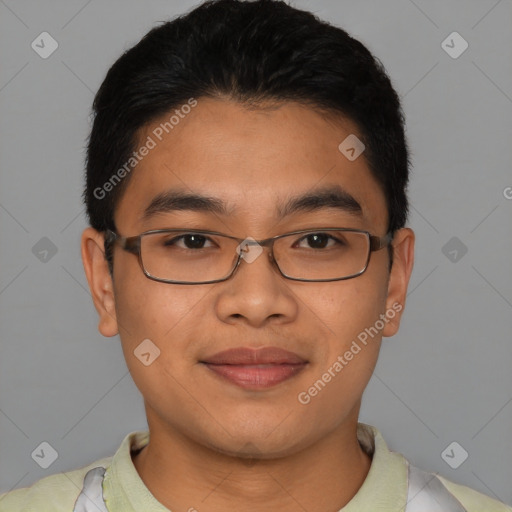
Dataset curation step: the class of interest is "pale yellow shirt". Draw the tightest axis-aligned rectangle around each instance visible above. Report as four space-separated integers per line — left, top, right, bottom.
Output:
0 424 510 511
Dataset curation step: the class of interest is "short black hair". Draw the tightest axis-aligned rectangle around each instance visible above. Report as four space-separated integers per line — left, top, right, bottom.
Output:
84 0 410 270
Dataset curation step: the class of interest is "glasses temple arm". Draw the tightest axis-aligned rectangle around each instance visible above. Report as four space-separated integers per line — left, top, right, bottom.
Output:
369 232 393 251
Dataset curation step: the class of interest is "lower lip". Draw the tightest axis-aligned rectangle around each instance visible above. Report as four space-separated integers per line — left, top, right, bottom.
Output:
203 363 307 390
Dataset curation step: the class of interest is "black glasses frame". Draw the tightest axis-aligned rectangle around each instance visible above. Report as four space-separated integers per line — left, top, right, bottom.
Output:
105 227 393 285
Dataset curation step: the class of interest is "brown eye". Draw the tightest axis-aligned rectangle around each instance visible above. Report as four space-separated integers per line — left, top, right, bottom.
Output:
163 234 214 250
295 233 342 250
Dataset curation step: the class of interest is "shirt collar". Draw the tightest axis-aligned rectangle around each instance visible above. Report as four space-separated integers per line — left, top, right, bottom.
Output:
103 423 408 511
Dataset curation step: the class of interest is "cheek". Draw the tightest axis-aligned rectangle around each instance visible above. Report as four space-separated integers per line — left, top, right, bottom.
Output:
114 265 204 335
295 283 384 424
301 275 387 387
112 268 215 377
307 273 388 341
112 278 209 403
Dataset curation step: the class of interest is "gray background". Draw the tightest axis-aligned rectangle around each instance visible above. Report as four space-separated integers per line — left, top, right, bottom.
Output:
1 0 511 506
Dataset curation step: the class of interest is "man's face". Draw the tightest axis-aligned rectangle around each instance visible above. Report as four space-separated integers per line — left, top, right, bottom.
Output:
84 98 413 458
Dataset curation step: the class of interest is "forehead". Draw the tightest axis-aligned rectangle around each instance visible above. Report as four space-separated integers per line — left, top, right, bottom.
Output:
115 98 387 232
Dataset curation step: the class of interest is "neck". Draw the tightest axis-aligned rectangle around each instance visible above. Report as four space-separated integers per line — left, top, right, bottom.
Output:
132 414 372 512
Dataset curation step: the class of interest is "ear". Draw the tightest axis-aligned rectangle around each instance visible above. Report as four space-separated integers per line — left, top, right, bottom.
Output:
382 227 415 337
81 227 119 337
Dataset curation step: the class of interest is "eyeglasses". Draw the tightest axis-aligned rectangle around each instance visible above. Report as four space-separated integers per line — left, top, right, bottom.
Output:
105 227 392 285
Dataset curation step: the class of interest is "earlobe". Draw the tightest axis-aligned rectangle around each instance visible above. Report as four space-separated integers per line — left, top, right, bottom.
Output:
81 227 119 338
382 227 415 338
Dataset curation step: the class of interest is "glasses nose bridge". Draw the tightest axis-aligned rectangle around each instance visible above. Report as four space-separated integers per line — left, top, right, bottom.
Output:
232 235 279 277
250 235 278 258
251 235 276 249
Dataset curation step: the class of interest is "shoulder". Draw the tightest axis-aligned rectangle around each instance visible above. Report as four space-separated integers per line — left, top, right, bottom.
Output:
0 456 112 512
360 423 511 512
406 463 512 512
438 474 512 512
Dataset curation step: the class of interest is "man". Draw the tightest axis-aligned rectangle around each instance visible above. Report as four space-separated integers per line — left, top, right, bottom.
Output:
1 0 510 510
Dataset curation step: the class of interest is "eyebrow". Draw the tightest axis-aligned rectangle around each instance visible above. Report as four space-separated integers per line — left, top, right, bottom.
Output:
141 184 363 222
278 184 362 218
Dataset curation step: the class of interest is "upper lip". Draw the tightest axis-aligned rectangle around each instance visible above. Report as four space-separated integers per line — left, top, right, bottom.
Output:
201 347 307 365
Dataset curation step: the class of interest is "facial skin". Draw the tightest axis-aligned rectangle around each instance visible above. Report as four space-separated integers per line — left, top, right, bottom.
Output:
82 98 414 512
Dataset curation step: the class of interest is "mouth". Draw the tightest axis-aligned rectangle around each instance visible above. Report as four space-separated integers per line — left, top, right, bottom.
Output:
200 347 308 390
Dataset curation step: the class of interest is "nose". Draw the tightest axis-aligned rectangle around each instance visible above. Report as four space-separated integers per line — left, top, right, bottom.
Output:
214 243 298 328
